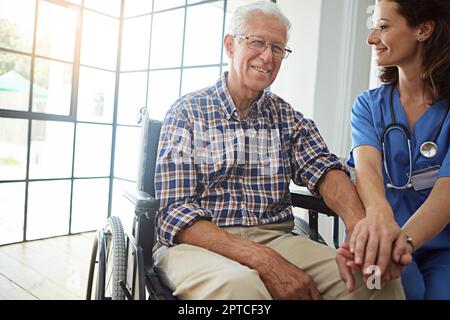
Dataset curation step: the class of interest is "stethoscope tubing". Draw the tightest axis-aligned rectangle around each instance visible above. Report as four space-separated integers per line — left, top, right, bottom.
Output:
382 84 449 189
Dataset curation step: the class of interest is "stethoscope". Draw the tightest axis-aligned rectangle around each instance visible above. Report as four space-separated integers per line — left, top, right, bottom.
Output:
381 84 450 189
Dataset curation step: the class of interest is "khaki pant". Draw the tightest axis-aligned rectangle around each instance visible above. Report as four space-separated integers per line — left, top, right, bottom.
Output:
153 220 405 300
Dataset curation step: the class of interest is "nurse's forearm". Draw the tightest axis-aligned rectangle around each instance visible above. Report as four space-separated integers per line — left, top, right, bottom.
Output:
353 146 394 218
356 170 393 217
402 177 450 250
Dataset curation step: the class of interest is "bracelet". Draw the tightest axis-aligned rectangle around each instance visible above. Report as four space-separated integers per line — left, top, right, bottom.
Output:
405 234 415 254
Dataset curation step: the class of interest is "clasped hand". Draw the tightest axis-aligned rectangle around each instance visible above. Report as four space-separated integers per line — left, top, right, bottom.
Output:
335 215 413 292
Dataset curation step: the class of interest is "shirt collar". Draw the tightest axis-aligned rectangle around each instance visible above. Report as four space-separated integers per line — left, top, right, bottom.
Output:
215 72 269 121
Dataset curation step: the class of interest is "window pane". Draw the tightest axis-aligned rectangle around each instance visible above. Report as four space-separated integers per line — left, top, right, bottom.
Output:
111 178 135 234
0 0 35 53
184 2 224 66
66 0 82 4
81 10 118 70
27 180 71 240
71 178 109 233
32 58 72 115
124 0 152 17
84 0 121 17
0 182 25 245
147 69 180 121
114 126 140 181
121 15 151 71
0 118 28 180
117 72 147 125
74 123 112 177
153 0 185 11
0 52 31 111
181 67 220 96
77 66 115 123
35 1 78 62
29 120 74 179
149 9 184 69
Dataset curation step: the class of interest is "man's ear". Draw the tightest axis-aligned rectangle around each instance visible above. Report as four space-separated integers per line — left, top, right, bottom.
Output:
224 34 234 58
417 20 435 42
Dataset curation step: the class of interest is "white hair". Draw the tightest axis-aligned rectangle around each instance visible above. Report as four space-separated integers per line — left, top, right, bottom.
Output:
228 1 291 40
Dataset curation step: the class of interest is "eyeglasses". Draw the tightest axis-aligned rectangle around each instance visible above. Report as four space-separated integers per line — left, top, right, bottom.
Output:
233 34 292 60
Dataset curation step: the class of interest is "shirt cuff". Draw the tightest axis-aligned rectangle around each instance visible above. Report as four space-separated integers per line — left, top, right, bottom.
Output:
307 157 350 196
157 202 213 247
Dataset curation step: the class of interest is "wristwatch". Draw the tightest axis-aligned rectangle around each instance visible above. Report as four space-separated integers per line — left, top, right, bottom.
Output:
405 234 415 254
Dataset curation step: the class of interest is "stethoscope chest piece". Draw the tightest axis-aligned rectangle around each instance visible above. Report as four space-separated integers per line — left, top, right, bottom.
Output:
420 141 438 159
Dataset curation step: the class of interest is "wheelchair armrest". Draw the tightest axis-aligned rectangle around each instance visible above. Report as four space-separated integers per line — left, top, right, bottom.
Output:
290 189 340 248
123 189 159 211
290 189 337 217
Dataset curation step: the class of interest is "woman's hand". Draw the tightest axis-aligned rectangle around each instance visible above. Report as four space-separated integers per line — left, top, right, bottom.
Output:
348 209 401 277
380 234 413 281
392 232 414 266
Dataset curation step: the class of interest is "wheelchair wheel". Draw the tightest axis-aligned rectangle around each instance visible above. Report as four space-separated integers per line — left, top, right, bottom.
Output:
86 216 127 300
104 216 127 300
293 215 327 246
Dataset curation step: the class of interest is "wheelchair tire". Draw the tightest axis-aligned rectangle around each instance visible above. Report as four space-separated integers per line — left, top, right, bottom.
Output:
86 216 127 300
103 216 127 300
293 215 327 246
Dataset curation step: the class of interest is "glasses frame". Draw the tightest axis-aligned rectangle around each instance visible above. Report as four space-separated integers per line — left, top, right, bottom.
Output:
232 34 292 60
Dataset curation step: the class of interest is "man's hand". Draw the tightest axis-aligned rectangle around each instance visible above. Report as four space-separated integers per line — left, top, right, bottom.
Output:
336 242 358 292
348 210 401 277
255 246 322 300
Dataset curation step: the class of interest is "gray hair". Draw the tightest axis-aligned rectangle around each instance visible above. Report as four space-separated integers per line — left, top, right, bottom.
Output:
228 1 291 40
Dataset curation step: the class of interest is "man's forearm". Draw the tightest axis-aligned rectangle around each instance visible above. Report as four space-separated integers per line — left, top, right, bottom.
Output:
318 169 365 231
175 219 268 269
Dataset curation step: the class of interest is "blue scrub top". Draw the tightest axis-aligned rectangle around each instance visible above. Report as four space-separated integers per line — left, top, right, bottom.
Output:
348 85 450 252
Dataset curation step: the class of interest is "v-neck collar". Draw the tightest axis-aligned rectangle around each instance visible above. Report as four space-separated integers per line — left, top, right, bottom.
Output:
392 86 448 140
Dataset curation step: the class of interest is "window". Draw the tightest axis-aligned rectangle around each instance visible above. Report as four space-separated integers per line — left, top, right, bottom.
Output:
0 0 270 245
0 0 116 245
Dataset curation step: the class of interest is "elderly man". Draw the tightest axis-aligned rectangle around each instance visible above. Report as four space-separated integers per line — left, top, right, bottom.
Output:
153 1 404 300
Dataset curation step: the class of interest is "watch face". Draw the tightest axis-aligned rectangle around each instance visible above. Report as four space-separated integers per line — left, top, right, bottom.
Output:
420 142 437 158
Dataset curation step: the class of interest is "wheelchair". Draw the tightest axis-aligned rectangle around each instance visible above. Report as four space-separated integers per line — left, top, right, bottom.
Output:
86 108 340 300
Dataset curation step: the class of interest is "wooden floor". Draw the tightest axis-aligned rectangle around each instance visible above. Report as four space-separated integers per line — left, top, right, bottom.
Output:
0 232 95 300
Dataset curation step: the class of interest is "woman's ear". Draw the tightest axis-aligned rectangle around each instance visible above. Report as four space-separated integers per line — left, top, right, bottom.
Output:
417 20 435 42
224 34 234 58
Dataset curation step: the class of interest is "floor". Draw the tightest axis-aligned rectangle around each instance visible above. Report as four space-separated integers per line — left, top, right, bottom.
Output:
0 232 95 300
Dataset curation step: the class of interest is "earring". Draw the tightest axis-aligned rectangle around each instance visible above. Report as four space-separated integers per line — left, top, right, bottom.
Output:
418 36 423 41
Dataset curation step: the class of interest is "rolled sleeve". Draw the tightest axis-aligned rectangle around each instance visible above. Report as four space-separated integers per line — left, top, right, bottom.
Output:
155 106 212 246
291 115 348 196
157 201 212 247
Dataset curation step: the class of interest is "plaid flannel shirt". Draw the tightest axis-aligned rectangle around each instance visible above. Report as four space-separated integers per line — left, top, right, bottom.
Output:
155 72 346 246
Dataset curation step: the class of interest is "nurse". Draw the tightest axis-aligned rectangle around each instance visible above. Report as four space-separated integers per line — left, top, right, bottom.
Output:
344 0 450 299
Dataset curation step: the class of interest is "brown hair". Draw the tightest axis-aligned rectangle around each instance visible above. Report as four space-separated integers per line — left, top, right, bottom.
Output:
379 0 450 101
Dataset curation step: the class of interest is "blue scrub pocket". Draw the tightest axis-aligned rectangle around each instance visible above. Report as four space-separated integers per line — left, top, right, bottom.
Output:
408 165 440 191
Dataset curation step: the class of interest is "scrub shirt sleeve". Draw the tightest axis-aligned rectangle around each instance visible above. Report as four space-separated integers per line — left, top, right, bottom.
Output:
347 92 381 167
438 147 450 178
